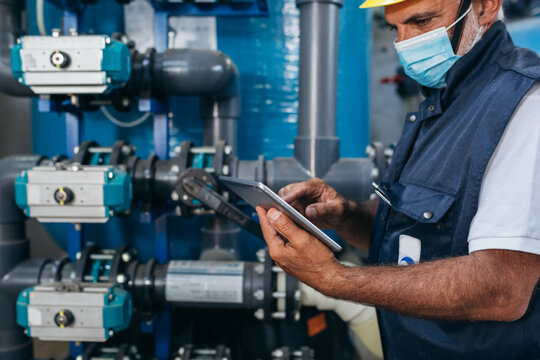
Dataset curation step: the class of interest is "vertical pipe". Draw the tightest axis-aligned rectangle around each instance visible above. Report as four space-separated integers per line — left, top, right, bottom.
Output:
149 48 242 260
200 98 241 261
0 155 42 360
0 0 34 97
202 99 239 154
294 0 343 177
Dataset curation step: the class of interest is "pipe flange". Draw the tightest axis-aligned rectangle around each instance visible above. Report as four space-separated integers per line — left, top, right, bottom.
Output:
137 154 158 207
74 245 99 282
50 257 71 282
177 140 194 171
175 168 217 208
109 140 134 166
109 245 135 280
142 259 156 312
71 141 99 165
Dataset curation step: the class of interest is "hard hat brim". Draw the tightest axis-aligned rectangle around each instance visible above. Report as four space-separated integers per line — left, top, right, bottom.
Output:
359 0 408 9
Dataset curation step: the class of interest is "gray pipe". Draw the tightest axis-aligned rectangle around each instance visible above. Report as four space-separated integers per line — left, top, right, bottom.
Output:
150 49 243 261
0 0 35 97
0 155 42 360
201 96 241 260
153 49 239 99
144 48 242 259
237 157 375 203
151 48 241 151
294 0 343 178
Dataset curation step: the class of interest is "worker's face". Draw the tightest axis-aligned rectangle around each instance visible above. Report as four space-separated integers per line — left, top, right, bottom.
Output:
385 0 462 43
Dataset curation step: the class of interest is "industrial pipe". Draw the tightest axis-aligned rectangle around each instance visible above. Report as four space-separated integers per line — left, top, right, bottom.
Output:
164 50 243 261
0 0 35 97
151 49 242 261
294 0 343 178
0 155 43 360
236 156 376 203
201 97 240 261
152 49 239 99
131 51 242 257
132 48 241 149
299 282 383 360
1 252 283 318
234 0 377 203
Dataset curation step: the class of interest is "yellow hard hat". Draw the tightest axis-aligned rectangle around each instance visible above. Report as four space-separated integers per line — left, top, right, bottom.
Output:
359 0 407 9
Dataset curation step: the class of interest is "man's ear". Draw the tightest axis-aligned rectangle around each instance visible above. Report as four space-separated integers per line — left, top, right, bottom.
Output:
475 0 503 27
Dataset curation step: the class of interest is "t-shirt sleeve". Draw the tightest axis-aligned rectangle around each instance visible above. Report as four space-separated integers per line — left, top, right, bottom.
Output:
468 83 540 255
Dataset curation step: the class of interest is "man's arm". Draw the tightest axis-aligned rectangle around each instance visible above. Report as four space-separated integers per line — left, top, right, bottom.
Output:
257 207 540 322
328 249 540 321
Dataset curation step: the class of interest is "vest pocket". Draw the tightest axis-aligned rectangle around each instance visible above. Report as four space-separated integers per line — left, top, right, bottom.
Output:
377 181 457 223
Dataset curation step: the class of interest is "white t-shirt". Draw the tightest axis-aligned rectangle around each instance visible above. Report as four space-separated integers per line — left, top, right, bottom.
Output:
468 83 540 255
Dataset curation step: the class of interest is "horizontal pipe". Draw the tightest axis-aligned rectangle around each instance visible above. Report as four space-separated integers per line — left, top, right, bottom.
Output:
237 157 376 203
152 49 239 99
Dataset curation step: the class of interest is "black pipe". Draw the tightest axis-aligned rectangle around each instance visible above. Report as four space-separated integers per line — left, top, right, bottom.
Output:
0 0 35 97
0 155 43 360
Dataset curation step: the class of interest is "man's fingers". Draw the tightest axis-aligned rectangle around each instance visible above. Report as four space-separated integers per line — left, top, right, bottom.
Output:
306 200 343 220
278 183 299 198
288 199 306 215
267 208 309 246
256 207 285 252
280 180 322 203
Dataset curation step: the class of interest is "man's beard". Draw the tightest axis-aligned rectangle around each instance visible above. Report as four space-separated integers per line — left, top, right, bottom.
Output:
458 9 484 56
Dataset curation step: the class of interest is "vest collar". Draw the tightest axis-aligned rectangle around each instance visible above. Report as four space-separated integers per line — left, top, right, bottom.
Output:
419 21 515 119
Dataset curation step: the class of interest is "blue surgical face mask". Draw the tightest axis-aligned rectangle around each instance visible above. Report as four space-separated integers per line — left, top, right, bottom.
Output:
394 6 475 88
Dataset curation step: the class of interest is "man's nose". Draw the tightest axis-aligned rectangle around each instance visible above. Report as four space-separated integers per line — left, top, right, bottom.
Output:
397 27 416 42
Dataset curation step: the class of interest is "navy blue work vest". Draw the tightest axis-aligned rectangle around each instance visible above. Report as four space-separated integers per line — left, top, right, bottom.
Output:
368 22 540 359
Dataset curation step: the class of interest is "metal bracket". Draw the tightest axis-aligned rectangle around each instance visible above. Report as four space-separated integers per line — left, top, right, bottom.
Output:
178 172 263 239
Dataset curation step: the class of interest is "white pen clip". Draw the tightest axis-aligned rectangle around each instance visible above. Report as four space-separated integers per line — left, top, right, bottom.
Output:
372 182 392 207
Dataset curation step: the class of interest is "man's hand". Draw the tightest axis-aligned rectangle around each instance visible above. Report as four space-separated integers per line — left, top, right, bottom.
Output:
256 206 343 293
279 178 350 230
279 178 378 251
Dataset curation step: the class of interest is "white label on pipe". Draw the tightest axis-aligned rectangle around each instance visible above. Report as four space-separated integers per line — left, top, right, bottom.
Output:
165 261 244 303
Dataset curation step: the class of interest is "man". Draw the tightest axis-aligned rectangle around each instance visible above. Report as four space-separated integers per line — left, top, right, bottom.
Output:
256 0 540 358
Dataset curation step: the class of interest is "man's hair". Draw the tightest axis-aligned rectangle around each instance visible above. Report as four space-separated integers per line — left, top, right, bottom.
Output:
497 7 505 21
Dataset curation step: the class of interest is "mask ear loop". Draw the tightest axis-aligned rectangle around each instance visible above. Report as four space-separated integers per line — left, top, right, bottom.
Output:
471 25 484 48
450 0 473 53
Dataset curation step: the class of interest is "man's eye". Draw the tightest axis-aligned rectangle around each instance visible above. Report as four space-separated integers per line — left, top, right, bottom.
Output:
385 23 398 32
416 18 431 26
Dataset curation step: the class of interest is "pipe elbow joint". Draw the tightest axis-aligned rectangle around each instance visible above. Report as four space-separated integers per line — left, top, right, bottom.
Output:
200 50 239 99
152 49 240 98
